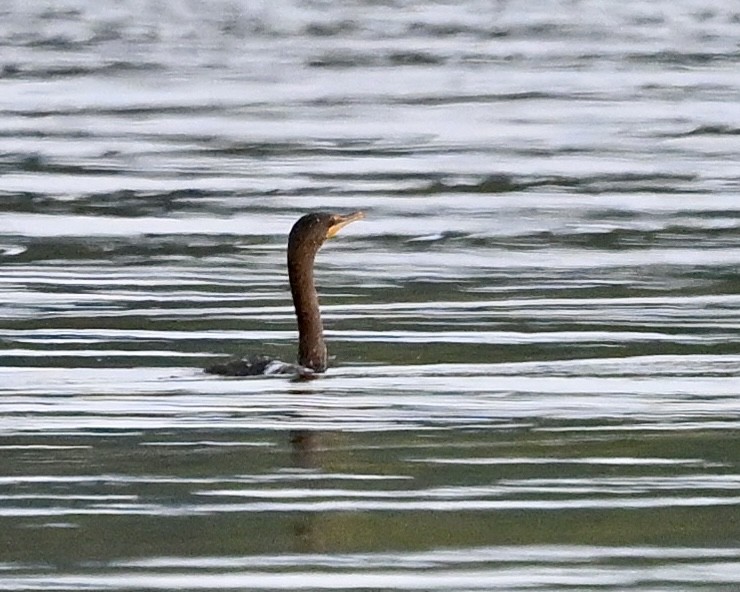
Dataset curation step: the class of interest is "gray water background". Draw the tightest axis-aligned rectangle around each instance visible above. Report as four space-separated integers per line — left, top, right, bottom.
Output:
1 0 739 590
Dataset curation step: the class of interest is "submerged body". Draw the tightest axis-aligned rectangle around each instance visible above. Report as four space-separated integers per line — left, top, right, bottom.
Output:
205 211 364 377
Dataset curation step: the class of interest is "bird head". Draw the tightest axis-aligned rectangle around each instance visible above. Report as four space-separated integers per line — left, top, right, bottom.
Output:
288 211 365 257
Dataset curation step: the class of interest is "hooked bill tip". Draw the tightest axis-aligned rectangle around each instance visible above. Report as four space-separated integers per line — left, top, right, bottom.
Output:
327 211 365 238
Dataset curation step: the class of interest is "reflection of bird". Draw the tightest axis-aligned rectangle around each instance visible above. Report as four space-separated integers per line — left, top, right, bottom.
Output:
205 211 364 377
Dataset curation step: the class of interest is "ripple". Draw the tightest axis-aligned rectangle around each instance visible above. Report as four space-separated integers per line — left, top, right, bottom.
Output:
1 0 739 585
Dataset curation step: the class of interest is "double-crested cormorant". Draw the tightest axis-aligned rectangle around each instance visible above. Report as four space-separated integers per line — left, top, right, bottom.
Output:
205 211 364 377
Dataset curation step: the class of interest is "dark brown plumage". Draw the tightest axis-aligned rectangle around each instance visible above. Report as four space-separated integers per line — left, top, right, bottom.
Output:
205 211 364 377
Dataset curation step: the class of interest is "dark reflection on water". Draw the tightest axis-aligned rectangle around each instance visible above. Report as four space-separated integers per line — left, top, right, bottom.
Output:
1 0 740 590
290 429 322 470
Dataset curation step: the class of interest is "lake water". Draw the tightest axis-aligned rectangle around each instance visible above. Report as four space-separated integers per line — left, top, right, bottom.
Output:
1 0 739 590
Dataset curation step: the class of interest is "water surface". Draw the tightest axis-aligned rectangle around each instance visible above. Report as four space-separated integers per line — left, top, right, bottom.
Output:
1 0 739 590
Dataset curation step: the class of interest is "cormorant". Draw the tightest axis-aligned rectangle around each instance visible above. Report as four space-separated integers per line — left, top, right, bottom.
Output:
205 211 364 377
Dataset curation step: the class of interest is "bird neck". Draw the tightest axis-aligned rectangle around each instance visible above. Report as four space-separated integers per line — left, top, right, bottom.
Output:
288 250 327 372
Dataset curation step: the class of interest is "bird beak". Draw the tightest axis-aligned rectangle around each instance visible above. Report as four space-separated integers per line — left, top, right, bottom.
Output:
326 211 365 239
